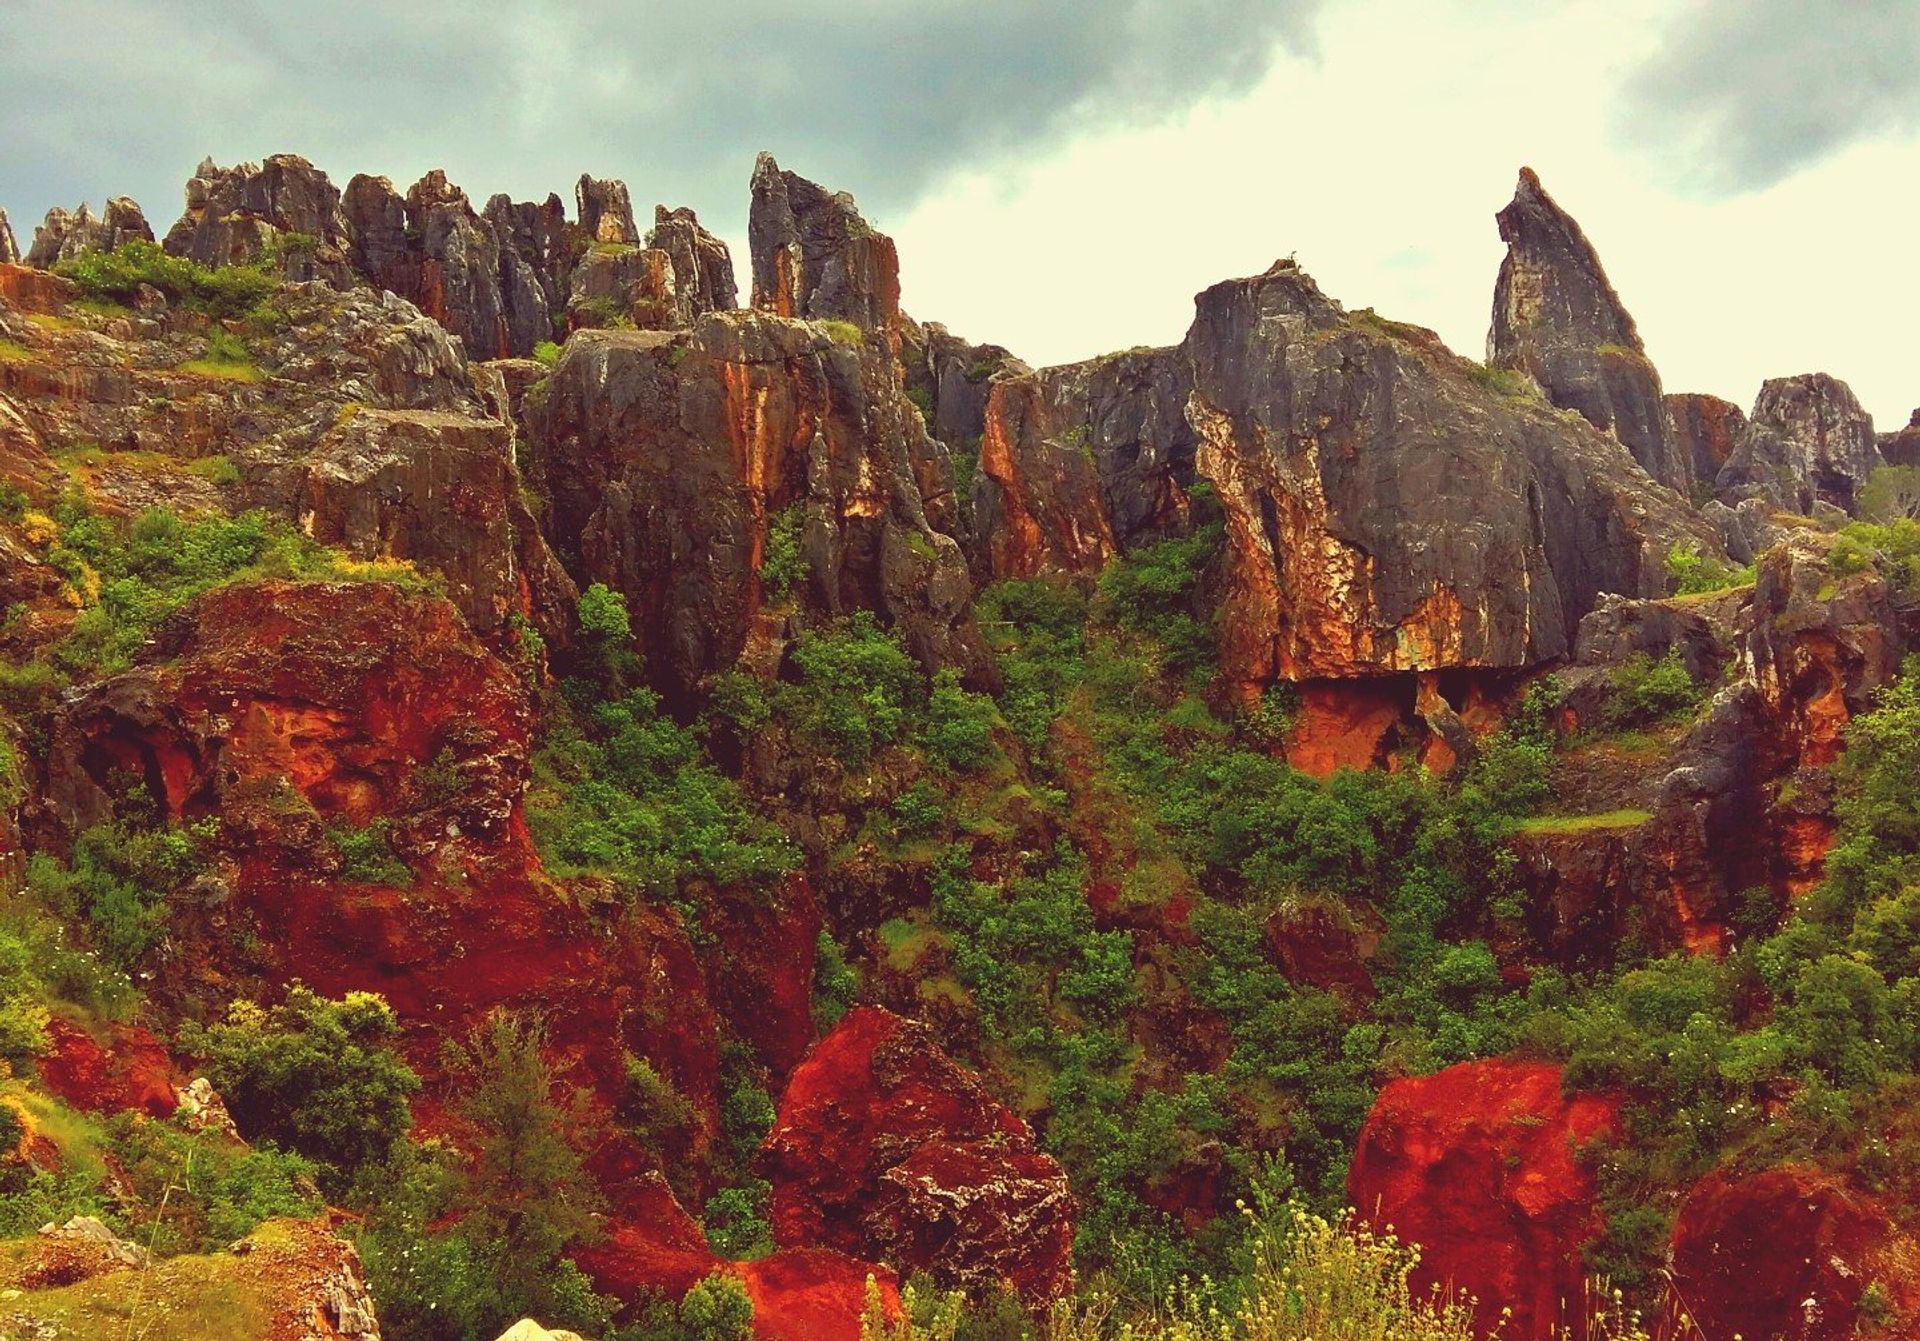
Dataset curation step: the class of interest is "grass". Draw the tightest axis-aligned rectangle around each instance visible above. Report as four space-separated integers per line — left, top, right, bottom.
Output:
0 340 42 364
817 318 865 348
1515 808 1653 836
175 357 264 383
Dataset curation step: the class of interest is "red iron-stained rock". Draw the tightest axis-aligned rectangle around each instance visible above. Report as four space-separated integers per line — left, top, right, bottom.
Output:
1348 1057 1619 1341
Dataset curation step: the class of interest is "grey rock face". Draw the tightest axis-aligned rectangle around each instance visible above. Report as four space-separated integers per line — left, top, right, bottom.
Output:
576 174 639 245
749 152 900 329
25 196 154 267
1717 373 1881 513
648 205 738 318
1490 169 1687 492
1667 392 1746 490
1188 261 1717 687
0 209 17 265
527 316 988 699
162 154 354 280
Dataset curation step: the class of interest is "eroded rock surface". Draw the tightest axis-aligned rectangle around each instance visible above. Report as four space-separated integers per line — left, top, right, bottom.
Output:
750 153 900 330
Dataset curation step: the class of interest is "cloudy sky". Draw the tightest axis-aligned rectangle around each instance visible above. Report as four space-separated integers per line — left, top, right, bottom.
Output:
5 0 1918 422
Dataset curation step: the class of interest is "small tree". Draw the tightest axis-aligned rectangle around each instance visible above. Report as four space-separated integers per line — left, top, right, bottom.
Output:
446 1010 603 1320
189 986 419 1188
1860 465 1920 523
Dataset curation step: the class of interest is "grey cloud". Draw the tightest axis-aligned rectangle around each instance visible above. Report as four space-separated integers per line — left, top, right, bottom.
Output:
1619 0 1920 194
0 0 1321 243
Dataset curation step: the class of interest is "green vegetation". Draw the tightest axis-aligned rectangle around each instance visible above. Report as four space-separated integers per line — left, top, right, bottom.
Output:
177 327 264 381
1665 540 1754 595
760 503 810 602
817 318 865 348
1514 809 1653 836
533 339 563 367
185 986 420 1190
54 240 278 320
1605 651 1702 728
1859 464 1920 524
1469 363 1537 399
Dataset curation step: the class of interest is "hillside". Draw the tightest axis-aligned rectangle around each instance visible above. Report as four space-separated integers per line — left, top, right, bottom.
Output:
0 154 1914 1341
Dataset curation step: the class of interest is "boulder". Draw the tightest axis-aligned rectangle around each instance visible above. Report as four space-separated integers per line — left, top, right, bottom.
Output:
749 154 900 330
36 1017 179 1118
1719 373 1881 514
762 1007 1074 1303
162 154 355 281
1348 1057 1619 1341
25 1215 152 1286
1185 261 1715 691
527 317 988 700
495 1323 590 1341
1490 169 1687 491
25 197 154 267
1670 1167 1920 1341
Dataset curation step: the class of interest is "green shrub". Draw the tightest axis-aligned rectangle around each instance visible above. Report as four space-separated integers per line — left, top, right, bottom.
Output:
328 819 412 885
779 612 921 765
1098 526 1222 674
1608 651 1701 725
532 339 562 367
920 668 998 772
55 240 277 319
1665 541 1754 595
26 818 217 970
185 985 420 1187
759 504 809 603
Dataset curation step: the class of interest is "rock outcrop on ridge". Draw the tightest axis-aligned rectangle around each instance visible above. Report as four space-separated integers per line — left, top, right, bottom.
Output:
1489 168 1688 492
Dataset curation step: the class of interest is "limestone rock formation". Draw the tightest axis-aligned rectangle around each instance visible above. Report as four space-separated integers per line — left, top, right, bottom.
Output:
483 192 577 317
162 154 354 280
577 174 639 246
974 344 1194 577
1882 408 1920 468
1718 373 1881 513
1348 1058 1619 1341
344 170 548 359
0 209 17 265
1189 262 1714 690
901 320 1024 452
527 317 987 699
1667 391 1746 488
1490 169 1686 491
749 153 900 330
1670 1167 1920 1341
24 197 154 267
762 1007 1075 1303
648 205 739 320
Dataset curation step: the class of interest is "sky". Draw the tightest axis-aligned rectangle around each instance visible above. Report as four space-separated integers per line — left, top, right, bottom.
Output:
4 0 1918 423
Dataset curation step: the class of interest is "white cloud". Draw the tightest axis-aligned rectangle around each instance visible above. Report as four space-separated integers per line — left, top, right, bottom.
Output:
891 0 1920 425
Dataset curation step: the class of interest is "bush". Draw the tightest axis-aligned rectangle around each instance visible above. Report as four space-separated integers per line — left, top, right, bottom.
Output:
186 985 420 1187
760 504 809 603
532 339 562 367
329 819 412 885
1098 527 1222 674
1608 651 1701 725
780 612 922 765
55 240 277 319
26 818 218 970
920 668 997 772
1666 541 1754 595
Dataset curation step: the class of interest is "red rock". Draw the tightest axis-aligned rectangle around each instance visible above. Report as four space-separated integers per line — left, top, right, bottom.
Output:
1670 1166 1920 1341
574 1173 722 1303
36 1017 178 1118
737 1248 899 1341
1348 1058 1619 1341
1285 680 1408 776
762 1007 1075 1302
0 263 78 314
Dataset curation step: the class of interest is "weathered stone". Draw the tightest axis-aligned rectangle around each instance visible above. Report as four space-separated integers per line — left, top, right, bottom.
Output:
1718 373 1881 513
289 407 575 639
762 1007 1074 1303
1185 261 1715 691
902 320 1025 451
1490 169 1686 491
576 174 638 246
345 170 547 359
973 343 1195 578
0 209 17 265
162 154 354 281
25 197 154 267
1882 407 1920 467
483 192 577 319
749 153 900 330
1667 391 1746 488
1670 1167 1920 1341
528 316 988 700
1349 1058 1619 1341
648 205 739 320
